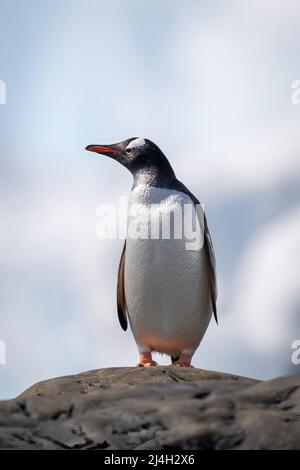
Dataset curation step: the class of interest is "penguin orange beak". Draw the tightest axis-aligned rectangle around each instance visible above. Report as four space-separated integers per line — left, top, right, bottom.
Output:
85 144 122 157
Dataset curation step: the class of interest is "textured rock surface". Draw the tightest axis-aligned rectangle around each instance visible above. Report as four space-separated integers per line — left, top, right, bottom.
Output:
0 367 299 450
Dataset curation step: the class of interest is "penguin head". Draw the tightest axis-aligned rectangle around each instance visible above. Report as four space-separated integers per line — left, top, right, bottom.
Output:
86 137 175 181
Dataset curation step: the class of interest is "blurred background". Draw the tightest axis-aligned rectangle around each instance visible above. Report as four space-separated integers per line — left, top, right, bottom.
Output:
0 0 300 399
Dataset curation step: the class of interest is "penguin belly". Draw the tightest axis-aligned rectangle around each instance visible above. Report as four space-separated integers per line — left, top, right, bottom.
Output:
124 186 212 356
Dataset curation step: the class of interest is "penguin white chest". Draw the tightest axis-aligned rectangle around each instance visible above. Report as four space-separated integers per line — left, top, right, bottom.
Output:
124 185 212 356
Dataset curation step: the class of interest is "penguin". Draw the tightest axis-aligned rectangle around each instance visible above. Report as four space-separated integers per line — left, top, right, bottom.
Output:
86 137 217 368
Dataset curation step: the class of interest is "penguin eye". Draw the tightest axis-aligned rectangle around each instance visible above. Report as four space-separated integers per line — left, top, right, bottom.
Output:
125 138 145 154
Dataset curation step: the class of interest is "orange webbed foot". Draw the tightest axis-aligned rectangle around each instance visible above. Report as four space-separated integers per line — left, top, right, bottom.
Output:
171 353 193 368
137 351 158 367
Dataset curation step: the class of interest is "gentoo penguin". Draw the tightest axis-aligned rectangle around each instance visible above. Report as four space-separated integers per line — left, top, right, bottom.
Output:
86 138 217 367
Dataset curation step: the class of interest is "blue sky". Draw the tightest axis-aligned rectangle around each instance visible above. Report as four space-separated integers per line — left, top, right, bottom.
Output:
1 0 300 398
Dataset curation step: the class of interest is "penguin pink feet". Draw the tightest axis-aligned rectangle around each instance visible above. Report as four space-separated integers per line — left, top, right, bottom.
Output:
137 351 158 367
171 352 193 368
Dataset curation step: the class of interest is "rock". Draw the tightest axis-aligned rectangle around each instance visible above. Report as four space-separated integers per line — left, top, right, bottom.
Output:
17 367 256 400
0 367 299 450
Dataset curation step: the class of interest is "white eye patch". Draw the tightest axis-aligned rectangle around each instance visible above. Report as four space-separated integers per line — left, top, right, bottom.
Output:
126 137 146 150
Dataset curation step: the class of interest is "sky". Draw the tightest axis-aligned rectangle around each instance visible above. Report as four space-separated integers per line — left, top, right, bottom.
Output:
0 0 300 399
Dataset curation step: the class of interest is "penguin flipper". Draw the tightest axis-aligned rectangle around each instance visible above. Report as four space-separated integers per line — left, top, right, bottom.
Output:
203 214 218 324
117 241 128 331
170 179 218 324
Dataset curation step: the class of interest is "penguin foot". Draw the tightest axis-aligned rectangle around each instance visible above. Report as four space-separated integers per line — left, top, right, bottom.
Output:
137 352 158 367
137 361 158 367
171 353 192 368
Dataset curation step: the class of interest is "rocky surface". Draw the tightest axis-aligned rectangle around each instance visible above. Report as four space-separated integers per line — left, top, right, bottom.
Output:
0 367 299 450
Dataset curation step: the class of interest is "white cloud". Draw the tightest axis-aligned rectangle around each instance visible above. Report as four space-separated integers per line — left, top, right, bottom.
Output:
230 205 300 354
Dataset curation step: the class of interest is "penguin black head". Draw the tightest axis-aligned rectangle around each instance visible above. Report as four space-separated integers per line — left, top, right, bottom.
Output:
85 137 175 185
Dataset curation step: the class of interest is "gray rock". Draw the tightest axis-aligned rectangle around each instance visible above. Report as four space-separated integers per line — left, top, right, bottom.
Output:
0 367 299 450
